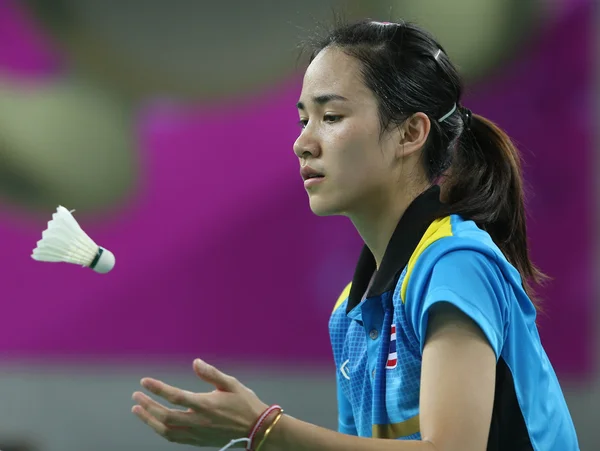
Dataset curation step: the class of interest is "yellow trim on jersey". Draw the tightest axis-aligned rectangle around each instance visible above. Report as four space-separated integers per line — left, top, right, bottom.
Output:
372 414 420 438
332 282 352 313
400 216 453 303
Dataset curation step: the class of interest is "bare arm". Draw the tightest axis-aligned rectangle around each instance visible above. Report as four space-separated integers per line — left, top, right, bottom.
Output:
132 303 496 451
261 302 496 451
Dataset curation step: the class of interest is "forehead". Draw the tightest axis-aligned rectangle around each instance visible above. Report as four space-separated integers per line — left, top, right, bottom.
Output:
301 47 371 100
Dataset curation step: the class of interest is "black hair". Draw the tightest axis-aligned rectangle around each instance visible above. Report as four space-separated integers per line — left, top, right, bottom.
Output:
305 19 546 302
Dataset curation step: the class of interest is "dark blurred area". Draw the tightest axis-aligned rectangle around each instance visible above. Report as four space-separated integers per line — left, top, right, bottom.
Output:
0 0 596 450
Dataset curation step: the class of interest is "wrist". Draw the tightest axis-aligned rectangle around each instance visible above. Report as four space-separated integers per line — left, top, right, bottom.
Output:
257 413 287 451
246 405 283 451
252 409 282 449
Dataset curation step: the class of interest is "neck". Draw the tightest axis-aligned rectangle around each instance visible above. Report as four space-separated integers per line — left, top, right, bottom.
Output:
349 186 426 269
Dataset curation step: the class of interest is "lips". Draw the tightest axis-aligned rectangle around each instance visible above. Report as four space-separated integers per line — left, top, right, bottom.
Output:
300 166 324 181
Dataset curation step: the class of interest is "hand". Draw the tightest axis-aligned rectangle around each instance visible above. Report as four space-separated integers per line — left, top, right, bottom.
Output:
132 359 269 448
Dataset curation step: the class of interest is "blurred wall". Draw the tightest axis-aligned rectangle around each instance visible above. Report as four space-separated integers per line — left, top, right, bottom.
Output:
0 1 596 450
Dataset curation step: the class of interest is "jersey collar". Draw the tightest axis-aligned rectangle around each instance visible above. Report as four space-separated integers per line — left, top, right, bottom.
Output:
346 185 445 314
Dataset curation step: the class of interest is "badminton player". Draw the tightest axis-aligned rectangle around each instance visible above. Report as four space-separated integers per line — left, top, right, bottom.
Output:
131 19 580 450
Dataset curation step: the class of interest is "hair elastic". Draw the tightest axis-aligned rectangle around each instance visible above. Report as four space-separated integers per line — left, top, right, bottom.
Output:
460 106 473 129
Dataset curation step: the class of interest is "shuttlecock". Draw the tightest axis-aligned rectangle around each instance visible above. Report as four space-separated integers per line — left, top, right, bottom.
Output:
31 206 115 274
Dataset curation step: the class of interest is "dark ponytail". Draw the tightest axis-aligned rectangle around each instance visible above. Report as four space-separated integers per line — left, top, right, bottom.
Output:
307 19 545 302
443 113 547 300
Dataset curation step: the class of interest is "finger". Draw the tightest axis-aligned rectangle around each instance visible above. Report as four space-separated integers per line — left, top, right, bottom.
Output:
132 404 169 436
132 391 191 426
140 378 198 409
193 359 240 392
132 405 192 443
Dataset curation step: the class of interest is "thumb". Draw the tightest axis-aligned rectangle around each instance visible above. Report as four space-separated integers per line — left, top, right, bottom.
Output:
194 359 240 392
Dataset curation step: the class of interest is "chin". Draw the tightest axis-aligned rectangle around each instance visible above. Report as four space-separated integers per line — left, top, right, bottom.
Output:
308 196 344 217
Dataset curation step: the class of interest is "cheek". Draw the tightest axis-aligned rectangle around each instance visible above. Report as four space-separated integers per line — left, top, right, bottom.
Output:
336 136 386 179
322 121 387 180
329 126 370 161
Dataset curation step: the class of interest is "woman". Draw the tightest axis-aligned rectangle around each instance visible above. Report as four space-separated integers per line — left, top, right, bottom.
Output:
131 20 579 450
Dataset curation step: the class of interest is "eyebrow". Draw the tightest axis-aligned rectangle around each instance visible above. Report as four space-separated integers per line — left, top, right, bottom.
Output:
296 94 349 110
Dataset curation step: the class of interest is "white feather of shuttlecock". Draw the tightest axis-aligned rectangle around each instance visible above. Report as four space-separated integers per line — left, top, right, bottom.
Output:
31 206 115 274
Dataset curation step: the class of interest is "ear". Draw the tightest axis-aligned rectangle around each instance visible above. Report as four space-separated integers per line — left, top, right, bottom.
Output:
398 112 431 157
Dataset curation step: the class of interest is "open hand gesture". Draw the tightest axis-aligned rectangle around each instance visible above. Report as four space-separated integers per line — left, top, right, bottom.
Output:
132 359 269 448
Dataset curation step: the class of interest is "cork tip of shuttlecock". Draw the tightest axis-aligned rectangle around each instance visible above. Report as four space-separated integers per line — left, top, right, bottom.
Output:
90 247 115 274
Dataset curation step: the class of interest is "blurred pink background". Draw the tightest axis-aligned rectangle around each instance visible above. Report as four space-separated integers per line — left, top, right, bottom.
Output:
0 1 596 449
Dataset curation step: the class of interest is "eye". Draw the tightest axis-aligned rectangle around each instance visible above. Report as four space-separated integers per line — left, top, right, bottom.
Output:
324 114 342 123
298 119 309 129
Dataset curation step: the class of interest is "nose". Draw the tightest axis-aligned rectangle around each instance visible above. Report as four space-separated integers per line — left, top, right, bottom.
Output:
293 127 321 159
